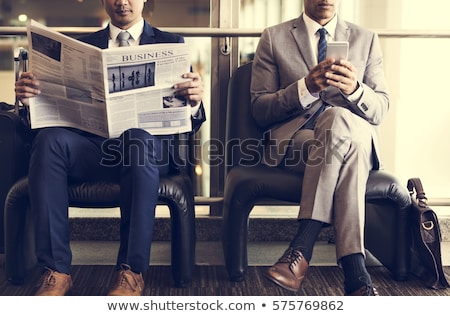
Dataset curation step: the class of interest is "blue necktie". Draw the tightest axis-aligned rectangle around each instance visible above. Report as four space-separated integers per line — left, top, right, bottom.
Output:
318 28 327 63
303 28 328 130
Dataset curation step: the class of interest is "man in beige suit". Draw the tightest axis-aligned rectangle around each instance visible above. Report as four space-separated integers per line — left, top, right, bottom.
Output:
251 0 388 295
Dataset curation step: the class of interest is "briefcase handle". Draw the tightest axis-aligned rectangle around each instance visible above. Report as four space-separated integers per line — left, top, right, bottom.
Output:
407 177 428 207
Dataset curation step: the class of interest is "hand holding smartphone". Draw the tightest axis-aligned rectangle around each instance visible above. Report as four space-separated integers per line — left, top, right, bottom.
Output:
326 41 349 60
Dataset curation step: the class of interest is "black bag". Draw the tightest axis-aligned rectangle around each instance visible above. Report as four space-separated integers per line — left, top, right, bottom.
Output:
0 48 32 252
407 177 450 289
0 110 33 253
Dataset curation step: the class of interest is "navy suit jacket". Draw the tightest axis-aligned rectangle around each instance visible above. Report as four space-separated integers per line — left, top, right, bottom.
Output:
79 21 206 171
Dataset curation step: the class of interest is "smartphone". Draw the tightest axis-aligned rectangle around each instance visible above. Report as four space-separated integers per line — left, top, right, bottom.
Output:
326 41 349 60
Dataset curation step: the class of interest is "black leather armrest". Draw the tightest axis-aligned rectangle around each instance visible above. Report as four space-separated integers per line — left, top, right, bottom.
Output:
365 170 411 209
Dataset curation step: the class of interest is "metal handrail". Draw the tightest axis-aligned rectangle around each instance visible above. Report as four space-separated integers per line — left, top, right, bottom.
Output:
2 26 450 38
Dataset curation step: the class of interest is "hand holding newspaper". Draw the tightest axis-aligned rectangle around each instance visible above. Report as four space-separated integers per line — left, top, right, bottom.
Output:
26 20 193 138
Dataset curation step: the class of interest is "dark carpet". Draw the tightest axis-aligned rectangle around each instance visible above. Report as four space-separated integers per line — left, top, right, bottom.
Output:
1 265 450 296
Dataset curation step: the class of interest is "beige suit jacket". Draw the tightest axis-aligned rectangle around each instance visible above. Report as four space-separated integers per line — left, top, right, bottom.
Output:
250 14 389 169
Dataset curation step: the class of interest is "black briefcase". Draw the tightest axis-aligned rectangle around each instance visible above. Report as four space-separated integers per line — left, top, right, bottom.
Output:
0 109 33 253
0 48 33 253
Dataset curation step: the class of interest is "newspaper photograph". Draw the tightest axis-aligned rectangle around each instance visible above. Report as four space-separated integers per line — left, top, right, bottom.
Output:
26 19 192 138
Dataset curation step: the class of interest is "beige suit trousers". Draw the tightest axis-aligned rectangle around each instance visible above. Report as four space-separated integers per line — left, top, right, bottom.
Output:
281 107 374 260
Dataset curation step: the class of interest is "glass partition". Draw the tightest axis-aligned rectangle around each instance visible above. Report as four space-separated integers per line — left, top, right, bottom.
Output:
237 0 450 203
1 0 450 207
0 0 213 198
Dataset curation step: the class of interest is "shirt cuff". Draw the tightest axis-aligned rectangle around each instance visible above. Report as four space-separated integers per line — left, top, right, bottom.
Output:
191 101 201 117
343 82 363 102
297 78 319 109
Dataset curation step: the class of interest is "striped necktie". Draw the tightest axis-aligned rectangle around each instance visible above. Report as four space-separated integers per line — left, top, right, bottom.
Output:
117 31 131 47
317 28 327 63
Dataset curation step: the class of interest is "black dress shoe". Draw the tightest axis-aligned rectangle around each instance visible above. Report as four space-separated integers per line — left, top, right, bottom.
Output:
264 247 309 292
346 285 379 296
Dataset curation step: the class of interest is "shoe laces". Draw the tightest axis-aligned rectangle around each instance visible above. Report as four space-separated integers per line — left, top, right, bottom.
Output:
357 276 378 296
369 286 379 296
360 283 379 296
278 248 304 269
41 268 57 289
115 264 141 290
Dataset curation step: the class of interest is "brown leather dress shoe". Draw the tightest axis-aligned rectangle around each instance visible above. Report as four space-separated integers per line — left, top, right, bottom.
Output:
346 285 379 296
35 268 73 296
108 264 144 296
264 247 309 292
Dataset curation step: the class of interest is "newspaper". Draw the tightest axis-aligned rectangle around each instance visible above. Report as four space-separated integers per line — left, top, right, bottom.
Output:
26 20 192 138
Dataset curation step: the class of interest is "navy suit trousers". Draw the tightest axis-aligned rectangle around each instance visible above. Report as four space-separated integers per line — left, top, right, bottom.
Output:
28 127 167 274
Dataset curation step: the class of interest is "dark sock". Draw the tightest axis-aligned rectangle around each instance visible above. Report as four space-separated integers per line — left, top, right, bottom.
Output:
340 253 372 293
289 219 323 262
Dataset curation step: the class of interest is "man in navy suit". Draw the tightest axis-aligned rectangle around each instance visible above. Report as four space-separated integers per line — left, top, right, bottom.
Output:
14 0 206 296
